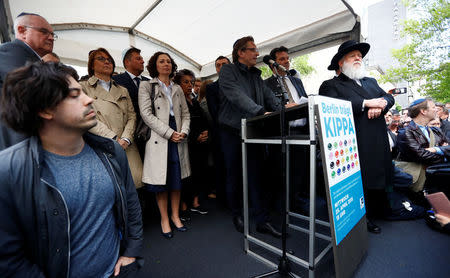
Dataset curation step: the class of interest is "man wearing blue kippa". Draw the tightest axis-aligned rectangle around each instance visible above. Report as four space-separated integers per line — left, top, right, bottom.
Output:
397 98 449 192
0 12 55 150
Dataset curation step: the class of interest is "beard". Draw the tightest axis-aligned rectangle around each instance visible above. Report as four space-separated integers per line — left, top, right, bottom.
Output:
341 60 367 80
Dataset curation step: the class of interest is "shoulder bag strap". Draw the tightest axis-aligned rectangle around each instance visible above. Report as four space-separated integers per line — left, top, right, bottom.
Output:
151 83 156 116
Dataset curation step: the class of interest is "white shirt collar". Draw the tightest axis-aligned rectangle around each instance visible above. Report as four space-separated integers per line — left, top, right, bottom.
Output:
126 71 142 80
97 78 111 92
157 78 173 88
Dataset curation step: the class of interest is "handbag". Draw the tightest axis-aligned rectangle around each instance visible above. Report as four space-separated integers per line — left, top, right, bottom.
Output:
134 83 156 143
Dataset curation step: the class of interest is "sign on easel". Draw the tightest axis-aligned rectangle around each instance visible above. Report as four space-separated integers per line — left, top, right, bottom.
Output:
315 95 368 278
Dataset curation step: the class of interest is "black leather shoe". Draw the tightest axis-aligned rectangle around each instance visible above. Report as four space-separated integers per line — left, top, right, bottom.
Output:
161 231 173 239
233 216 244 233
367 219 381 234
256 222 282 238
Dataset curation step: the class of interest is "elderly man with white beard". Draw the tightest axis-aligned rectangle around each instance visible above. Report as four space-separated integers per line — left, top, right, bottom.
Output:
319 40 395 234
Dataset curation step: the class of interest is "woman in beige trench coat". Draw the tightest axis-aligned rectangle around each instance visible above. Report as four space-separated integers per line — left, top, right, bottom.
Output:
80 48 143 188
139 51 191 239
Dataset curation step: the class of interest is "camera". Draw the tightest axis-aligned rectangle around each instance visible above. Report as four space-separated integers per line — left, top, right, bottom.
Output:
389 87 407 94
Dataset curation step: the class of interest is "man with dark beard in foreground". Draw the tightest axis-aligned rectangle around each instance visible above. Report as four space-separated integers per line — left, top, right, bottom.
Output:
319 40 395 234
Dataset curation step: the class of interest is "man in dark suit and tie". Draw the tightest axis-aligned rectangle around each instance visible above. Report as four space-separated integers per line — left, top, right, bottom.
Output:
0 12 55 150
206 55 231 123
205 55 231 203
112 47 149 157
264 46 308 109
319 40 395 233
263 46 310 211
112 47 148 119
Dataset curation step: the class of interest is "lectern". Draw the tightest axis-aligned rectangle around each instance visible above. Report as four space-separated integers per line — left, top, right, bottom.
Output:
241 97 332 278
242 95 368 278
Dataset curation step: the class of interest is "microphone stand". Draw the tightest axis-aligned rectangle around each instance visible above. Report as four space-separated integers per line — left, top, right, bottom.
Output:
254 67 295 278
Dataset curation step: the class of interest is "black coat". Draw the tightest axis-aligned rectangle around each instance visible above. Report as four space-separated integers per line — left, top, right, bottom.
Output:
0 133 143 278
440 119 450 140
319 74 395 189
187 98 210 175
0 39 41 150
264 75 308 99
397 120 450 165
187 98 209 145
112 72 149 119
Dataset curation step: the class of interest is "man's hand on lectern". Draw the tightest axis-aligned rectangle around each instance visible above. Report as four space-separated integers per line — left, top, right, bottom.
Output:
285 103 298 108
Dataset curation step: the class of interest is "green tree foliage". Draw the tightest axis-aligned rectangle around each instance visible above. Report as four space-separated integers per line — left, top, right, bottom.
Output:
259 54 315 80
259 65 273 79
380 0 450 102
291 54 315 76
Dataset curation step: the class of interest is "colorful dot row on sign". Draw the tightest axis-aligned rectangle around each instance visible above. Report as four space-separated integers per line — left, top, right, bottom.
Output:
329 149 358 160
330 161 359 179
329 155 359 169
327 138 356 151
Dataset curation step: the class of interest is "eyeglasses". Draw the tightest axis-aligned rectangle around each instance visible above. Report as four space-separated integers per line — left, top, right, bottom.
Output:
242 47 259 53
24 26 58 39
182 80 195 85
95 56 114 64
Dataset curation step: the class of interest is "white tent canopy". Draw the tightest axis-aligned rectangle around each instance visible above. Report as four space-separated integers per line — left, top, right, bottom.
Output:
2 0 360 77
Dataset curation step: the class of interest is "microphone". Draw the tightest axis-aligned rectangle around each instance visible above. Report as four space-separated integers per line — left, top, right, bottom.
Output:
263 55 289 74
288 69 297 76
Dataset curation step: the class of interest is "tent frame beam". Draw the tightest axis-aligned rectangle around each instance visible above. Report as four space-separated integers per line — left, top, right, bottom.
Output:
0 0 13 43
129 0 162 32
202 21 360 80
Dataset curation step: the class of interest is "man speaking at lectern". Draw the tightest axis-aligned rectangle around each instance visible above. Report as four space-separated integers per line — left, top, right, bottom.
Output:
319 40 394 234
218 36 287 237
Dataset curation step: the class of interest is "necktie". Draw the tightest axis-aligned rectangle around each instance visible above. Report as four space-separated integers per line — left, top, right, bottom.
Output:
281 77 294 103
134 77 141 89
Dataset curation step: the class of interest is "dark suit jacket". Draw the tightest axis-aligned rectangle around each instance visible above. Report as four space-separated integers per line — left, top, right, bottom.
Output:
440 119 450 140
206 81 220 124
0 39 41 150
388 129 398 158
319 74 395 190
264 75 307 100
112 72 149 118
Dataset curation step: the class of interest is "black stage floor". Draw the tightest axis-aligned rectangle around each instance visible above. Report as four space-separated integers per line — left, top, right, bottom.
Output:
136 198 450 278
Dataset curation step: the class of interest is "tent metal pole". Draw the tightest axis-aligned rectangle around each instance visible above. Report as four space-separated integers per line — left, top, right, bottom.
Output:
129 0 162 31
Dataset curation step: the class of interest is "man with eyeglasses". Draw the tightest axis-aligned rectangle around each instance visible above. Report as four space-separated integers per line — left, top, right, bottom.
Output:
218 36 288 237
0 12 56 150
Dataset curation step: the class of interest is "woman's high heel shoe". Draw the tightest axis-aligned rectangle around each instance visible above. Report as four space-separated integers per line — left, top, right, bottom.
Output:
171 219 187 232
161 230 173 239
174 225 187 232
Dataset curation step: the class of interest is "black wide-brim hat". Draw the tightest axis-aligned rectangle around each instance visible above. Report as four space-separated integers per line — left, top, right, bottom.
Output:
327 40 370 71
